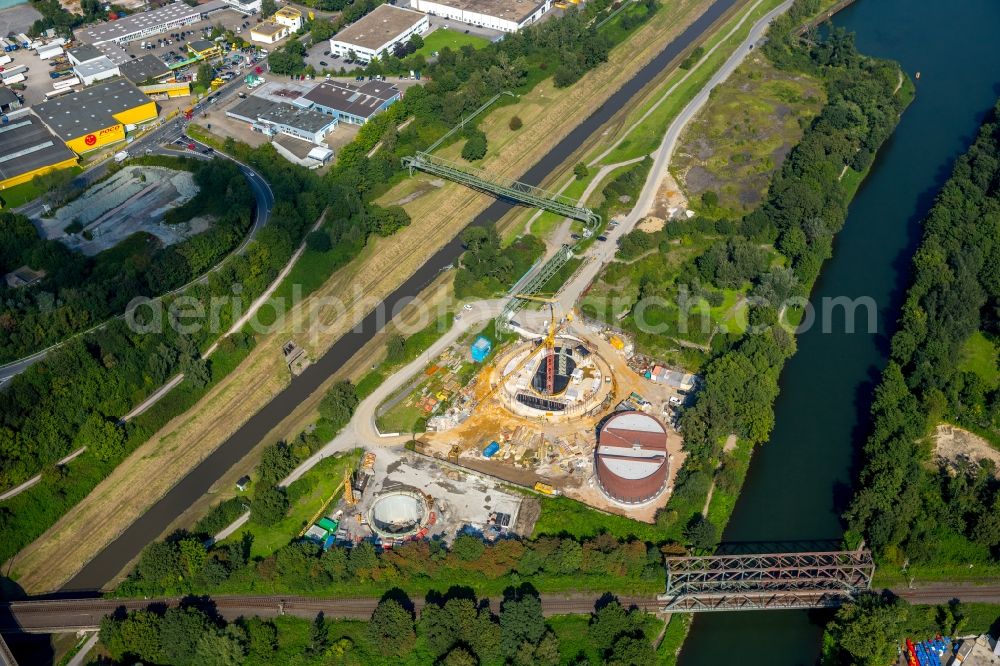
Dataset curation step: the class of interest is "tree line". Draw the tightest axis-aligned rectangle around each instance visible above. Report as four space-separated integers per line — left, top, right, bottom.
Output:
846 100 1000 569
96 587 657 665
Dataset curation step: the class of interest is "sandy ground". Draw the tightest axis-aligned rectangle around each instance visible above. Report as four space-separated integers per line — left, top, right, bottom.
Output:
935 424 1000 473
8 0 718 593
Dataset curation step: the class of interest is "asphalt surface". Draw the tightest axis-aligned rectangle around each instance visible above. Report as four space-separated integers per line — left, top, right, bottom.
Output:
0 77 274 385
1 594 662 634
59 0 745 593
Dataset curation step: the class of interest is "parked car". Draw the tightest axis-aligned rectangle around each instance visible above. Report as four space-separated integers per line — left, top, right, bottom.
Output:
596 235 608 242
319 60 327 66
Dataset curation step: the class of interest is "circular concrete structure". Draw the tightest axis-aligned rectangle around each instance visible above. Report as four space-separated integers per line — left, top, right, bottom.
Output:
368 489 427 539
595 411 669 505
530 346 577 396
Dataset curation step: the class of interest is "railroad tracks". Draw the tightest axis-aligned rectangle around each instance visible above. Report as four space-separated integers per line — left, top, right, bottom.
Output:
1 594 661 634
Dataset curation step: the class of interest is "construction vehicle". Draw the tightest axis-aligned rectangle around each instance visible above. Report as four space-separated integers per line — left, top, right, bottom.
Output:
343 468 356 505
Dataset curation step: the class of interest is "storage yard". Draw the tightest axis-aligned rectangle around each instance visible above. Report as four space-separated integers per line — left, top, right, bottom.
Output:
36 165 206 254
377 315 692 523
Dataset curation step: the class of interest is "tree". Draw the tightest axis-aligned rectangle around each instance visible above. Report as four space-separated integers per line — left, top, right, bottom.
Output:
76 412 126 462
408 33 424 50
574 162 589 180
196 62 215 88
442 646 478 666
347 49 358 63
386 332 406 363
306 230 332 252
243 617 278 657
261 0 276 15
683 514 718 551
319 381 359 430
509 115 523 130
119 610 163 663
500 590 546 659
160 606 211 666
461 130 488 161
194 627 246 666
452 534 486 561
250 486 288 526
608 634 656 665
701 190 719 208
368 598 416 655
825 594 909 666
308 612 330 655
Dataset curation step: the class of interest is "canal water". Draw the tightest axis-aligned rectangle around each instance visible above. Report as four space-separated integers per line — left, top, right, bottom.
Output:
677 0 1000 664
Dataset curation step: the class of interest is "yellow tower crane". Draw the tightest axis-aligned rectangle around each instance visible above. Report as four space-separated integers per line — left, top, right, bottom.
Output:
513 293 559 394
343 468 356 506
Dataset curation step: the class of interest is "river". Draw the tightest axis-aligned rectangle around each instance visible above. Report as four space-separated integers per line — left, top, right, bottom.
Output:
677 1 1000 664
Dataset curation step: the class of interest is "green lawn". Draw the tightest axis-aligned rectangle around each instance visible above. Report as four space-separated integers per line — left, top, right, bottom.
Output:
959 330 1000 389
532 495 669 542
415 28 490 59
221 450 361 559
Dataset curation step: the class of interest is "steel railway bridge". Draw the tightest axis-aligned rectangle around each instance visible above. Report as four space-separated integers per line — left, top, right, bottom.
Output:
659 549 875 612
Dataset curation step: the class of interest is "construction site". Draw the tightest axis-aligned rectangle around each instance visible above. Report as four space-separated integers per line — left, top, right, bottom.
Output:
376 296 693 523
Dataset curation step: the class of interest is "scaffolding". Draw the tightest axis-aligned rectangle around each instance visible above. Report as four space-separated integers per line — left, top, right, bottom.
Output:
659 549 875 613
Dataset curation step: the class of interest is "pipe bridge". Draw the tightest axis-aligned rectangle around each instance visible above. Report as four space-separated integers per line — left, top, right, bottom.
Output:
401 152 602 228
659 549 875 612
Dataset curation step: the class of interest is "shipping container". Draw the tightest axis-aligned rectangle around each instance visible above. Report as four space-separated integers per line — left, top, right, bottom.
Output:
52 76 80 90
1 73 25 84
0 55 10 66
483 441 500 458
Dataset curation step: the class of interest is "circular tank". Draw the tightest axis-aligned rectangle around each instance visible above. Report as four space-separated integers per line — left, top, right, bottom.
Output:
595 411 669 505
368 490 427 539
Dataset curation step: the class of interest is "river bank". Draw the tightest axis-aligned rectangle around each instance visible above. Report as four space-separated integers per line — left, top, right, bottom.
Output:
677 0 1000 664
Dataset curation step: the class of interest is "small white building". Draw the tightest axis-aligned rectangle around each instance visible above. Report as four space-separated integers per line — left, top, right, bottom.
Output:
409 0 550 33
273 6 304 30
74 55 121 85
250 21 291 44
328 4 428 63
222 0 261 14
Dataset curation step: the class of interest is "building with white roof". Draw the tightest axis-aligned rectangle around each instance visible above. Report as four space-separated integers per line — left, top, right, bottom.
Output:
594 411 670 505
76 0 229 45
409 0 550 33
328 4 428 63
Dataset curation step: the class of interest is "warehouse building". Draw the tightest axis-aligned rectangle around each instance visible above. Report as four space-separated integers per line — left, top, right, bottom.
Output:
76 0 229 45
222 0 261 13
0 110 79 191
250 20 291 44
226 96 337 144
594 411 670 505
34 79 158 153
297 79 401 125
120 54 172 84
409 0 550 32
187 39 223 59
328 4 428 63
74 56 121 85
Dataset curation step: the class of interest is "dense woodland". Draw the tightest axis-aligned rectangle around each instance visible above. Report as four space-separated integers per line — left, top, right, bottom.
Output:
846 101 1000 569
95 590 658 665
0 157 253 362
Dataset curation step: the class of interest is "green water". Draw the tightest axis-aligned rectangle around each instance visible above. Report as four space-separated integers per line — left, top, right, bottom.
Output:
0 0 28 10
677 1 1000 664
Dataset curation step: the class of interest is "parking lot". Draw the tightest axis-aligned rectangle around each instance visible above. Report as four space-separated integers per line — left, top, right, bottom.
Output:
4 44 68 106
119 8 256 65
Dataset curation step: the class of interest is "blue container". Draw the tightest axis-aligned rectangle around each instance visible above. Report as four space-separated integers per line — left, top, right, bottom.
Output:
471 335 492 363
483 441 500 458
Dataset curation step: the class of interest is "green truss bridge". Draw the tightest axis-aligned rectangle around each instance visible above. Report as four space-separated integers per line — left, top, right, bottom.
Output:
401 152 602 228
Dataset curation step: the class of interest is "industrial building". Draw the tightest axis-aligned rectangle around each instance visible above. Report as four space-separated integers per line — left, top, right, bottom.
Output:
34 79 158 153
187 39 223 60
250 20 292 44
594 411 670 505
0 88 21 114
226 95 337 144
75 0 229 45
409 0 550 33
120 54 172 84
74 56 121 85
328 4 428 63
297 79 401 125
221 0 261 13
0 110 79 191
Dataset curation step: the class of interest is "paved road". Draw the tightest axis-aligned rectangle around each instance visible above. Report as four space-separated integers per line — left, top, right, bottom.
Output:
0 594 661 634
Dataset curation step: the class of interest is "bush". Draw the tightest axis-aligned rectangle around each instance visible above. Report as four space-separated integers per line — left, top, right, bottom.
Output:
305 230 332 252
461 130 488 161
509 115 523 130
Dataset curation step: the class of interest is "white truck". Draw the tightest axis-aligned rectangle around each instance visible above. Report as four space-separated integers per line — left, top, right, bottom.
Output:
0 55 11 66
114 150 130 163
1 73 25 85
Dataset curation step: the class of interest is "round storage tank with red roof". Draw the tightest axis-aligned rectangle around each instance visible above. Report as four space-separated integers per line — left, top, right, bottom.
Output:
595 411 669 505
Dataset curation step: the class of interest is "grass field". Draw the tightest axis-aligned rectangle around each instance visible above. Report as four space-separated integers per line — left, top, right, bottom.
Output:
415 28 490 59
670 53 824 217
0 167 83 209
220 450 361 559
959 330 1000 389
532 495 670 542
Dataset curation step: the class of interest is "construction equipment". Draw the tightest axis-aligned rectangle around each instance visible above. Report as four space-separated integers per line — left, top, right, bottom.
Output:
343 468 356 506
514 293 558 394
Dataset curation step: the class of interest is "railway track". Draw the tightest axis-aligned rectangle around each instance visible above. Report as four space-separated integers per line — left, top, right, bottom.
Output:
0 594 662 634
